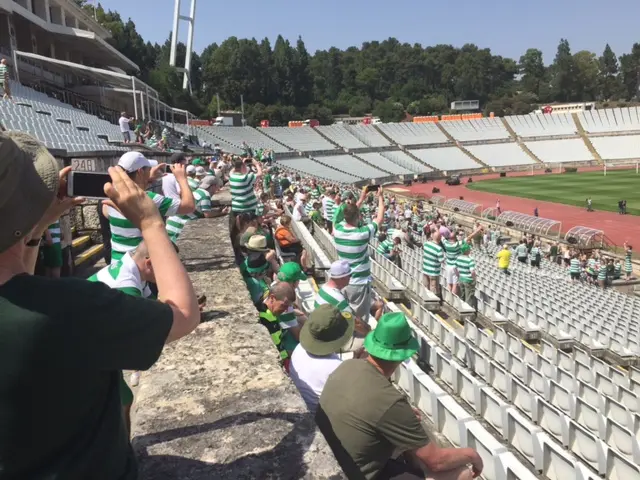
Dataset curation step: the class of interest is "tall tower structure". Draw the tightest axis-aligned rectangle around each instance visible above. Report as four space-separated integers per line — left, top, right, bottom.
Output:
169 0 197 92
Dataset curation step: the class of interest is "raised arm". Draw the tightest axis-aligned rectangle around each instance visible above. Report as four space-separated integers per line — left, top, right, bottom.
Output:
172 164 196 215
375 187 385 226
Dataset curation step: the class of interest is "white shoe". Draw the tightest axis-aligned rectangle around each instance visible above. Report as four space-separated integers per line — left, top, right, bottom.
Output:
130 371 141 387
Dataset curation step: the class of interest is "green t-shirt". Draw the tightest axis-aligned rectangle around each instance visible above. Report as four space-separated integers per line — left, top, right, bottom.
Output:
0 274 173 479
316 359 430 479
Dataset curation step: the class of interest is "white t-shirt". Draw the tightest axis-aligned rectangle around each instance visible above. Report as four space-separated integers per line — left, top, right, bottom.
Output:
289 345 342 412
162 174 181 200
292 201 306 221
118 116 131 133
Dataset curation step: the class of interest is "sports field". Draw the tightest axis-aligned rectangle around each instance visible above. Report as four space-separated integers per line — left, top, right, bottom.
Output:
466 169 640 215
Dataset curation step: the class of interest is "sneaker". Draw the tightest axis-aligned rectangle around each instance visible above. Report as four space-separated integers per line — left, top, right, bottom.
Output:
130 371 141 387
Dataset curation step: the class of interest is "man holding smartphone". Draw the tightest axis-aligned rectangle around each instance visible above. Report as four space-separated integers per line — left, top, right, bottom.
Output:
0 131 200 479
103 151 195 264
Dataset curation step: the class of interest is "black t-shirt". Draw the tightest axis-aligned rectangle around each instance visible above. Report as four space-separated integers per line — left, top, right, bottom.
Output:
0 274 173 479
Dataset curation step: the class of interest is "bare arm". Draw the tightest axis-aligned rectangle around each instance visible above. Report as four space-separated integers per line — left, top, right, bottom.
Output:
252 159 263 177
356 187 367 208
413 443 481 475
375 188 385 226
173 165 196 215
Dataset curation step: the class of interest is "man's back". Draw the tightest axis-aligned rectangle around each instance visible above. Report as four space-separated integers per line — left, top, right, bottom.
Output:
0 275 173 479
333 221 377 285
316 359 429 479
497 249 511 268
229 171 258 213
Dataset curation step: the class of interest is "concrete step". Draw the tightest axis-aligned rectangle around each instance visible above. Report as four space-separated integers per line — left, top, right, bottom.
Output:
434 122 490 169
500 117 544 164
573 112 603 164
74 243 104 268
72 234 91 251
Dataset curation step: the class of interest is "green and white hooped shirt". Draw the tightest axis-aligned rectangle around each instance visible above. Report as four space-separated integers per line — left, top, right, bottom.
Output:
229 172 258 213
166 188 212 242
47 221 61 245
109 191 180 264
88 252 152 298
333 220 378 286
313 285 353 313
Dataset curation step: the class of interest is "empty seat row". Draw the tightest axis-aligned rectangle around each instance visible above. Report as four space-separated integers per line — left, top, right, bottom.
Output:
506 113 578 138
263 126 336 152
440 118 511 142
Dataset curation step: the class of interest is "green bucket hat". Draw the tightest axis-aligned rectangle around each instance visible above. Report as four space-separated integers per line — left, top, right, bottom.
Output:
277 262 308 282
300 304 355 356
364 312 419 362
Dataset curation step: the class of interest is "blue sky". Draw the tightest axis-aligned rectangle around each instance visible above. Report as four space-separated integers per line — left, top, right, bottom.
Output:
102 0 640 63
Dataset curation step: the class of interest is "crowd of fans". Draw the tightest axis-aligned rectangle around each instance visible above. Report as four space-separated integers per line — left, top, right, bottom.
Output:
2 126 637 479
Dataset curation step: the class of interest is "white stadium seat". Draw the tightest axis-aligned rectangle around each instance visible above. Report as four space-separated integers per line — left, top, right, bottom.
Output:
465 143 536 167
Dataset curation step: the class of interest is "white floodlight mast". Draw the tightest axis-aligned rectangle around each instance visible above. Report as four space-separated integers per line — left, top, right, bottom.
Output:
169 0 197 92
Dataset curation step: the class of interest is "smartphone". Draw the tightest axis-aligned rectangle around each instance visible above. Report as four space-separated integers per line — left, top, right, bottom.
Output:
365 184 381 193
67 171 111 198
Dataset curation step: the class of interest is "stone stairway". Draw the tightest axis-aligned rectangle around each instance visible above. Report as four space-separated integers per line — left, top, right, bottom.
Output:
434 122 490 169
500 118 544 164
371 124 440 172
572 113 603 164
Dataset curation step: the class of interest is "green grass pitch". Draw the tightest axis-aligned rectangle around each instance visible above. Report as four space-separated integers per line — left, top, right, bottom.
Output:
466 169 640 215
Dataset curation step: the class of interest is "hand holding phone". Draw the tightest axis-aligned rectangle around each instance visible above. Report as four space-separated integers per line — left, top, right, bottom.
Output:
365 184 380 193
67 171 112 199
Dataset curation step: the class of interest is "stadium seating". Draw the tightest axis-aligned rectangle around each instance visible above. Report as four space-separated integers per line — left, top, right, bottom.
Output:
314 154 388 178
590 135 640 160
506 113 578 138
356 152 415 175
0 83 125 152
345 124 392 147
262 126 336 151
377 122 449 146
275 157 361 184
379 150 432 172
410 146 481 171
465 143 537 167
201 125 289 153
315 124 367 149
525 139 594 163
440 118 511 142
578 108 640 134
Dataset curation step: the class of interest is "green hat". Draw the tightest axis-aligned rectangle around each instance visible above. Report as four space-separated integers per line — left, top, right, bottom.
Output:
364 312 419 362
277 262 308 282
300 304 354 356
460 243 471 254
192 158 206 166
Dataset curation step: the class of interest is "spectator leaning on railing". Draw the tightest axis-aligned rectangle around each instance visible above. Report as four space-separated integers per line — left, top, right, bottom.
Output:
0 131 200 479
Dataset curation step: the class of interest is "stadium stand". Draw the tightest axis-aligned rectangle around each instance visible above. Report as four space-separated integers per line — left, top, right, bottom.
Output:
263 126 336 151
356 152 415 174
275 156 361 183
525 138 595 163
379 149 433 172
578 107 640 134
378 122 449 145
198 125 289 153
506 113 578 138
590 135 640 160
314 154 388 178
345 123 392 147
0 83 125 151
315 124 367 149
440 117 511 142
411 146 481 170
465 143 537 167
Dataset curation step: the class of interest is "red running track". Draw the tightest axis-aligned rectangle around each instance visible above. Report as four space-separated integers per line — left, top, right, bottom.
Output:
395 169 639 246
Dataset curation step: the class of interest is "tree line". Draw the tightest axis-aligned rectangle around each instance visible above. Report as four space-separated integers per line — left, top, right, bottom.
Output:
77 2 640 125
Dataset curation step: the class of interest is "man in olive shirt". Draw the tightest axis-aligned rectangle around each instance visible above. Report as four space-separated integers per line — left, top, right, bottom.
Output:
316 312 482 480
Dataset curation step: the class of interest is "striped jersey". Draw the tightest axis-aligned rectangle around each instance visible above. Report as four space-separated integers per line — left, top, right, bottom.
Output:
187 177 200 190
229 172 258 213
333 220 378 285
455 255 475 283
166 188 211 242
423 241 444 276
597 266 607 280
323 197 335 220
442 239 462 266
530 246 541 258
309 186 322 200
625 251 633 272
88 252 152 298
377 238 394 255
569 258 581 273
47 221 61 244
0 64 6 81
108 191 180 264
313 285 353 313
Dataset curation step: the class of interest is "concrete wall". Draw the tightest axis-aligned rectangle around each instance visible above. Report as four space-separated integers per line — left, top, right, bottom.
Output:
131 215 344 479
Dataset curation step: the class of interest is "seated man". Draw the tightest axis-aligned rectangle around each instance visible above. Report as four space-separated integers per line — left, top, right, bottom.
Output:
289 304 353 412
316 312 482 480
274 215 311 271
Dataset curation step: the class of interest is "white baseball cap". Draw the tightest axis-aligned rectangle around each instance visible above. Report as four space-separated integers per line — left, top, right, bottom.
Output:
195 166 206 177
117 151 158 172
329 260 352 279
186 165 196 174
